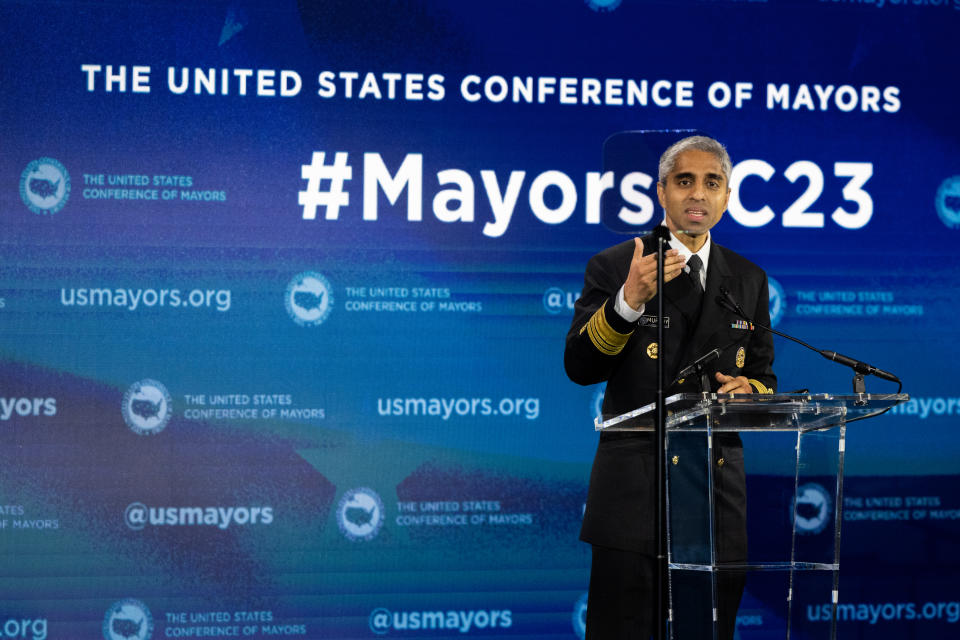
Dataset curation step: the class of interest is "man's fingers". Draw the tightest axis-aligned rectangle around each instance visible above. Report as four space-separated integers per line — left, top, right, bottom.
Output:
663 256 686 282
715 372 751 394
625 246 686 308
635 251 683 276
719 381 738 393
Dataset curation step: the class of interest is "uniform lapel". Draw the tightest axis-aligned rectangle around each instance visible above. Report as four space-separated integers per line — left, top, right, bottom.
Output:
662 270 700 327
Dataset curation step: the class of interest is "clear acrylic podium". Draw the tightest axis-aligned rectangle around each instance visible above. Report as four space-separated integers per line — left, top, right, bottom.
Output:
596 392 909 640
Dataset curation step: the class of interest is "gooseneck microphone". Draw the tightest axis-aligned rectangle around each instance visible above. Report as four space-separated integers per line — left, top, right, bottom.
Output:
674 348 721 382
717 286 901 384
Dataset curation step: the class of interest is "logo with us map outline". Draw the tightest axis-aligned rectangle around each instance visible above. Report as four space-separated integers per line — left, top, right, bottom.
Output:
572 593 588 639
285 271 333 326
337 487 384 541
122 379 172 435
585 0 622 11
792 482 831 535
936 176 960 229
768 276 785 327
103 598 153 640
20 157 70 215
591 384 606 424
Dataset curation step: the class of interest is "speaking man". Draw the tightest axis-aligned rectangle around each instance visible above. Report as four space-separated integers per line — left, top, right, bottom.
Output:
564 135 776 639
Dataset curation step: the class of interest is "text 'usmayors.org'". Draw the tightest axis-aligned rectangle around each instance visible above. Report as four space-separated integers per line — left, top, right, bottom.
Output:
61 286 231 312
808 600 960 624
377 397 540 420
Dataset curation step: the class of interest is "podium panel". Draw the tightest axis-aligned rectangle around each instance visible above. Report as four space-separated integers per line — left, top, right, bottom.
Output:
596 393 908 640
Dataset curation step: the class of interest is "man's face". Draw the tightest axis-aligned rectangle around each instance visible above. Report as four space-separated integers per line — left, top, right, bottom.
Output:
657 149 731 245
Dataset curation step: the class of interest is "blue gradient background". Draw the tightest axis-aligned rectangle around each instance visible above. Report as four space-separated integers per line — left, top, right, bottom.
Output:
1 0 958 638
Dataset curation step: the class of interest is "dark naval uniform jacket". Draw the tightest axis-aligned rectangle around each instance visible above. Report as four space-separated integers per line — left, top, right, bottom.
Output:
564 232 776 557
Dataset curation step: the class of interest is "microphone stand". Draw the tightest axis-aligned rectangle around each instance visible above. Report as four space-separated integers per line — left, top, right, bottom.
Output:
652 225 670 640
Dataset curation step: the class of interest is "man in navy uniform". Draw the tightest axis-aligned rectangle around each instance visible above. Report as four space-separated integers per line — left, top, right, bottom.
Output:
565 135 776 639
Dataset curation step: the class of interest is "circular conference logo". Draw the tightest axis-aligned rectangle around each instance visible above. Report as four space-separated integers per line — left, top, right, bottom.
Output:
572 593 588 640
585 0 622 11
591 384 606 424
20 157 70 215
103 598 153 640
122 379 173 435
768 276 785 327
935 176 960 229
792 482 832 535
285 271 333 326
337 487 384 542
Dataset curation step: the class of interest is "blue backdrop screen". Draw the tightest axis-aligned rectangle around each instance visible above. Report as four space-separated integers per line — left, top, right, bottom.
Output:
1 0 958 638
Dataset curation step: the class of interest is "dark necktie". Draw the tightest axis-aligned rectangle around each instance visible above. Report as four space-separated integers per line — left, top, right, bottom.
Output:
687 254 704 296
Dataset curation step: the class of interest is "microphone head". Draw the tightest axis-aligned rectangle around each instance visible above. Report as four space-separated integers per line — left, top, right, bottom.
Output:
715 295 735 312
718 286 747 316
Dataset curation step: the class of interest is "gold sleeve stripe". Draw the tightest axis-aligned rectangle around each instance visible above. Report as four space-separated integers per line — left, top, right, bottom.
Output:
748 379 773 394
584 302 633 356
